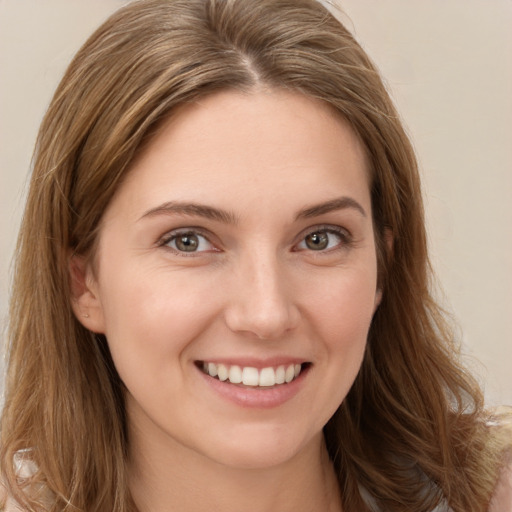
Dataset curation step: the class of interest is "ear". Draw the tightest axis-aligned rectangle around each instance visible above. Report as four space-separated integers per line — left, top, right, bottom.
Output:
383 227 394 256
373 227 394 312
69 254 106 333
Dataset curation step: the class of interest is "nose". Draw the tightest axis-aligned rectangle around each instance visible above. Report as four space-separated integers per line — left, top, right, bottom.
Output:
223 252 300 340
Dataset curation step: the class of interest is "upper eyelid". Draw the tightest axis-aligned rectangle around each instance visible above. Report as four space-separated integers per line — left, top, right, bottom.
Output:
291 225 353 252
157 228 220 254
158 226 213 243
156 224 352 250
297 224 352 240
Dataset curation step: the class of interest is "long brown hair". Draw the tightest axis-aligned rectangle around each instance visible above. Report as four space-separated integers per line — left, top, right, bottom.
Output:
0 1 503 510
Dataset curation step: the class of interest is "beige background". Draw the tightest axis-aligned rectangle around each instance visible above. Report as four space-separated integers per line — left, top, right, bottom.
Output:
0 1 511 405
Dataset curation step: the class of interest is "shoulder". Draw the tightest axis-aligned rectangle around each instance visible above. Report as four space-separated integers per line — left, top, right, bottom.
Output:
488 406 512 511
0 482 24 512
0 449 40 511
489 458 512 511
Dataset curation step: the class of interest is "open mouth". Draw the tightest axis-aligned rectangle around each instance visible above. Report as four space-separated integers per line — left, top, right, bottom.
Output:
196 361 311 388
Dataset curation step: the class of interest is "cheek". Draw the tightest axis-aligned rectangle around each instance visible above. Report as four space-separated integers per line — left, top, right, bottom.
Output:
282 265 377 434
307 263 378 338
303 265 377 386
96 262 218 375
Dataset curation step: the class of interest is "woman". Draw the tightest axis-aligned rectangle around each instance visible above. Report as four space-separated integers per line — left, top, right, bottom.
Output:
1 0 510 510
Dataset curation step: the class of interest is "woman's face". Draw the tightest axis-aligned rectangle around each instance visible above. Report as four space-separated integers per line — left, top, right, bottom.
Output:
77 89 380 469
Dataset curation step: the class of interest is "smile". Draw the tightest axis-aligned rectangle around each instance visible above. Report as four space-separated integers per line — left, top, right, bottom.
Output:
198 361 308 388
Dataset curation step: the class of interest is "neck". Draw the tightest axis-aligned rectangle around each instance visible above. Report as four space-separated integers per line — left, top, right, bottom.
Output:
127 414 342 512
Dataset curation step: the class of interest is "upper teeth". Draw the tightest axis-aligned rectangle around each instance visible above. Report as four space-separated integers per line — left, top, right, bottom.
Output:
202 362 303 387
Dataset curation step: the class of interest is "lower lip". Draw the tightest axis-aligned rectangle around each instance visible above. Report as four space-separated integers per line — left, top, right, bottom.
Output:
197 366 309 409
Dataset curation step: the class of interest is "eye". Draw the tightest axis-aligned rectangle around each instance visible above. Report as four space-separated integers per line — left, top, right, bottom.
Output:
296 227 350 252
162 230 215 253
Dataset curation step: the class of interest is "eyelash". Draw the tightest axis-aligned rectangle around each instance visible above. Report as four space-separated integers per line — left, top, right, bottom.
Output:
158 224 353 255
158 228 217 255
294 225 353 253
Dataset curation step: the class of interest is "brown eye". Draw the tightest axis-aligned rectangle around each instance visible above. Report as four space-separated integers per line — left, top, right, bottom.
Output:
296 227 348 252
164 231 214 253
175 234 199 252
304 232 329 250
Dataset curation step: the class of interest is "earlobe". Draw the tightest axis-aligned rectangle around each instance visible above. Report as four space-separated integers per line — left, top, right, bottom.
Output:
69 254 105 333
373 288 383 313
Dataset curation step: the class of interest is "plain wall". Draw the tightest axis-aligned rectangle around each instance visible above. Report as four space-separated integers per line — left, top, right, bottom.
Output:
0 1 511 404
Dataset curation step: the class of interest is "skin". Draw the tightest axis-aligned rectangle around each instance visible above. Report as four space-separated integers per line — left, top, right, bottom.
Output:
73 89 381 512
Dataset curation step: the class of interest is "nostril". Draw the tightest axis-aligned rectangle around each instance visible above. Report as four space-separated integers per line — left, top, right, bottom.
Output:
222 269 300 339
224 307 299 341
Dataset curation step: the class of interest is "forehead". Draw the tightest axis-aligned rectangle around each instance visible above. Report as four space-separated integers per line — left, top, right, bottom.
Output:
105 89 371 222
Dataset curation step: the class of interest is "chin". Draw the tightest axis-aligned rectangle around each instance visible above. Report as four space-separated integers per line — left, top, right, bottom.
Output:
197 424 322 470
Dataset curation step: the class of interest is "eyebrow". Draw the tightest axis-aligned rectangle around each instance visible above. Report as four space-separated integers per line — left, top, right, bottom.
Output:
139 196 366 224
139 201 238 224
296 196 367 220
